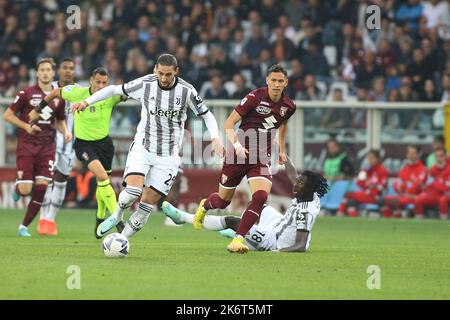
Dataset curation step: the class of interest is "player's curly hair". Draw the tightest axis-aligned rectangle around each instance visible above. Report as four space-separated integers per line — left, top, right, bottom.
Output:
302 170 329 198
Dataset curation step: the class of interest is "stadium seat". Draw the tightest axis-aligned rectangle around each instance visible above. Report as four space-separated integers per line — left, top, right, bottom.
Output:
321 180 351 210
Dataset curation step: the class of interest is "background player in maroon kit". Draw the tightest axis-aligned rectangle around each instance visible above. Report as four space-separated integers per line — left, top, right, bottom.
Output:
193 64 296 253
337 150 389 217
2 58 71 237
414 148 450 219
382 145 427 218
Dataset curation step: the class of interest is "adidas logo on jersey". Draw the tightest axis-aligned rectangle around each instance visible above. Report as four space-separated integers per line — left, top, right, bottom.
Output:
150 108 180 119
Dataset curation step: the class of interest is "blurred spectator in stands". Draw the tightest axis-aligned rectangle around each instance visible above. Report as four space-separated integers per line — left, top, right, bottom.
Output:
37 40 61 64
296 18 321 56
112 0 136 28
422 0 448 29
397 36 414 66
244 24 269 64
178 15 196 52
261 0 285 30
354 50 385 89
208 45 236 82
142 39 159 67
275 15 296 43
421 37 440 77
414 147 450 219
204 75 229 100
137 15 151 43
230 28 247 65
71 39 87 79
65 160 97 209
270 27 296 63
118 28 141 63
368 76 388 102
0 56 17 97
382 145 427 218
396 0 423 32
351 88 368 130
376 39 397 69
321 88 352 129
301 40 330 79
16 64 30 91
252 49 274 87
176 45 193 81
337 149 389 217
407 48 434 92
433 72 450 128
386 65 402 90
166 35 180 56
421 79 440 101
230 73 251 100
88 0 113 28
384 89 401 131
214 27 232 58
320 138 355 215
189 55 210 88
297 74 325 100
282 0 303 29
191 30 210 63
287 59 305 98
337 23 355 66
426 135 446 168
397 77 420 130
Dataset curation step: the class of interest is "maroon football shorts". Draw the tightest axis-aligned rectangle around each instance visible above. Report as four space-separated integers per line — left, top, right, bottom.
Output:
219 162 273 189
16 142 55 182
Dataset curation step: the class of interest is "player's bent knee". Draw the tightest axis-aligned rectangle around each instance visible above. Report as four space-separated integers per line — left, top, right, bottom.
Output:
17 183 33 196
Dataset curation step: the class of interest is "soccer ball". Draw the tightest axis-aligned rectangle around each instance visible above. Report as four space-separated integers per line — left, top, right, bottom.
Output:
102 233 130 258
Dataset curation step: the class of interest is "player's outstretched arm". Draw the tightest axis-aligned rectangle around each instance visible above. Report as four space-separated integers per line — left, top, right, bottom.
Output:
224 110 248 158
278 230 309 253
285 155 299 186
201 111 224 157
72 84 123 112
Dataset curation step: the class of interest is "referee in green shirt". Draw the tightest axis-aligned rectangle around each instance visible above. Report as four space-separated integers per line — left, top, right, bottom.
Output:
30 67 127 237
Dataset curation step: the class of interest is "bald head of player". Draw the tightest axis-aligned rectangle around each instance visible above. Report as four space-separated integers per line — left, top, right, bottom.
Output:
293 171 329 202
154 53 179 89
266 64 288 102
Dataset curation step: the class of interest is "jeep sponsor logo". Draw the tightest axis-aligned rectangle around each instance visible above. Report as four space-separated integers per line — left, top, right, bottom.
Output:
256 105 271 115
150 108 180 118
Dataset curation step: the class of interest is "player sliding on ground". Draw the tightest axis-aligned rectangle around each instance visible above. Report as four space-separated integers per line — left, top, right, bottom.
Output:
193 64 296 253
163 165 329 253
72 53 224 240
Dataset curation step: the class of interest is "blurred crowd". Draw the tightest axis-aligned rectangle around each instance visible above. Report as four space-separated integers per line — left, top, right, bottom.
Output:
320 135 449 219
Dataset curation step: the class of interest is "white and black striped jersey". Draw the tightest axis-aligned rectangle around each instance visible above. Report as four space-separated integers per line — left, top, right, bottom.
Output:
52 80 78 155
122 74 208 156
273 193 321 250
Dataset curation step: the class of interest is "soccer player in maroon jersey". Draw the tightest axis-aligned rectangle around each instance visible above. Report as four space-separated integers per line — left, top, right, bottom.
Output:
2 58 71 237
193 64 296 253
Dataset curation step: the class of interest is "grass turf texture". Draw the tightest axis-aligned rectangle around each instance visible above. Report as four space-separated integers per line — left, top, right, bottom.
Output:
0 209 449 299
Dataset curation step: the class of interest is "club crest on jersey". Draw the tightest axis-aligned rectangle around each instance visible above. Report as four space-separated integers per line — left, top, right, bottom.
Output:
256 105 271 115
17 171 23 179
280 106 288 117
176 97 181 105
221 174 228 184
82 152 89 161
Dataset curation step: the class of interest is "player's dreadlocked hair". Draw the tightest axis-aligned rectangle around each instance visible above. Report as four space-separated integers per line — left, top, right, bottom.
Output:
302 170 329 198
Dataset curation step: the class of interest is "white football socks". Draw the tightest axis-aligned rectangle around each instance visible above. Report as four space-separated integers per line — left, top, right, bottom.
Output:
122 202 153 238
113 186 142 221
47 181 67 222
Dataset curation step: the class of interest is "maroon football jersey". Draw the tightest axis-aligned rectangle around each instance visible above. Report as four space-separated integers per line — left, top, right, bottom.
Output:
9 84 65 147
232 87 296 164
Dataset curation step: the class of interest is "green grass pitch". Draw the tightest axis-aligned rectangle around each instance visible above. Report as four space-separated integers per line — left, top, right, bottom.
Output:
0 209 449 299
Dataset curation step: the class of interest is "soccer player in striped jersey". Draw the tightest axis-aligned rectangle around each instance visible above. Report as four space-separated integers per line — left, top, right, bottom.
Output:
162 160 329 253
72 53 224 240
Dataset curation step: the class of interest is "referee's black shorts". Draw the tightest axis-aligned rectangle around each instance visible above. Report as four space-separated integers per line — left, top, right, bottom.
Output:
73 135 115 173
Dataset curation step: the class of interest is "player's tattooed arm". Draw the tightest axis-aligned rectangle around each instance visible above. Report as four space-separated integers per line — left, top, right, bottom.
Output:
224 110 248 158
278 230 309 253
